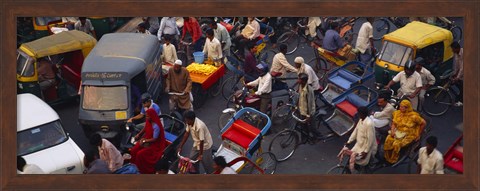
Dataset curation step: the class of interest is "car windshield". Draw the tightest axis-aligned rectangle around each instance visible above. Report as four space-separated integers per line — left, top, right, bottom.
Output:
17 120 68 156
379 41 413 67
16 51 35 77
35 17 62 26
82 85 128 110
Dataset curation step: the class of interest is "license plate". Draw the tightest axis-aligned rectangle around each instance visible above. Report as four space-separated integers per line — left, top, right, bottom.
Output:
115 111 127 120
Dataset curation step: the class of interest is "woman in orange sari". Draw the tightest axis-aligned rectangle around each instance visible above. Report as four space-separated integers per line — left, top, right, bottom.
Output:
384 100 426 164
130 108 166 174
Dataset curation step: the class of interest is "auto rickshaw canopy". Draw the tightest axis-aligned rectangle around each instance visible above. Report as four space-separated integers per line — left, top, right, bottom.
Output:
19 30 97 58
81 33 159 81
383 21 454 61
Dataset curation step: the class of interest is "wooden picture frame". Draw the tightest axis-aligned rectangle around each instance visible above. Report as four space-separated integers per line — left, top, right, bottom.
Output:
1 0 478 190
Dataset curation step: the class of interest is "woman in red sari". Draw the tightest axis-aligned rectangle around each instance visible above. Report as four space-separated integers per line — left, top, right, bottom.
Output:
130 108 166 174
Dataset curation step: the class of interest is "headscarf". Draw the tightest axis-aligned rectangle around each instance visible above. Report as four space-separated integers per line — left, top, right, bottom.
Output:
294 57 306 74
392 100 421 130
146 108 164 133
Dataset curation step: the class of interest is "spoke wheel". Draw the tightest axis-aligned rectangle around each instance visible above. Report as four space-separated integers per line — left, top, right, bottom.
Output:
271 104 295 133
251 152 277 174
268 130 299 162
221 76 242 101
277 31 300 55
422 87 453 116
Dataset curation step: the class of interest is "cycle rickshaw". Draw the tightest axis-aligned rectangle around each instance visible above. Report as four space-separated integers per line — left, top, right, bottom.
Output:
215 107 277 174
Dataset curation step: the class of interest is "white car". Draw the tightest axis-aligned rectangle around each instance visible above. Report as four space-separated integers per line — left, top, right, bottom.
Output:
17 93 85 174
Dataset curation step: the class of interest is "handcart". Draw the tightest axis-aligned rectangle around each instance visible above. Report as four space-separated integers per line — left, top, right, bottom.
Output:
216 107 277 174
189 63 226 108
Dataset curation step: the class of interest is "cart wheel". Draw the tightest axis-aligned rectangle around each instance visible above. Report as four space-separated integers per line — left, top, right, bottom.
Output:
327 165 351 174
192 84 208 109
252 152 277 174
271 104 294 133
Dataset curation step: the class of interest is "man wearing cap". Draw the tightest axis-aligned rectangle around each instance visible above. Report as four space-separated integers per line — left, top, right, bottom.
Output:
166 59 193 112
385 59 423 110
414 57 435 111
294 56 331 108
127 93 162 123
246 63 272 114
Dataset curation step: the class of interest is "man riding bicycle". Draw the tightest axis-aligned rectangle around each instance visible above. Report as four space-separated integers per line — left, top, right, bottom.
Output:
246 63 272 114
166 60 193 112
343 106 377 173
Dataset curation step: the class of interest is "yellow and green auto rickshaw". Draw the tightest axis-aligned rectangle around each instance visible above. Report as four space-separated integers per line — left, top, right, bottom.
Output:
375 21 454 87
17 30 97 105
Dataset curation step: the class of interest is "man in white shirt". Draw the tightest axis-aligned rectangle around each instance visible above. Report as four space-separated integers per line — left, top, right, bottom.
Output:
17 156 45 174
371 94 396 128
203 29 223 62
414 57 435 111
294 57 320 91
344 106 377 173
417 136 445 174
209 20 232 57
271 44 298 78
89 133 124 172
75 17 97 39
234 17 261 55
158 17 180 49
355 17 375 65
385 60 423 110
247 63 272 114
305 17 322 41
178 111 214 174
162 35 178 65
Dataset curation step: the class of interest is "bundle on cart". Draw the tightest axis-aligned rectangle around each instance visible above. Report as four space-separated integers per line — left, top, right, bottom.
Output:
186 63 218 76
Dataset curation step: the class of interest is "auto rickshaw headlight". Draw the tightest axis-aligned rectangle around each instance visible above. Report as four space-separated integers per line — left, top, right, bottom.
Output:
384 64 388 69
101 125 109 132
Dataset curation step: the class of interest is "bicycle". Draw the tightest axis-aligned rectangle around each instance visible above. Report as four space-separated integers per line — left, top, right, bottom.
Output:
372 17 411 41
268 107 335 162
422 78 461 116
177 40 193 66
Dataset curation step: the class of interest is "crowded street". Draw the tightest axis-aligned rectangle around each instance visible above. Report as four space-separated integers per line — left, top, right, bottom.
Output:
17 16 463 175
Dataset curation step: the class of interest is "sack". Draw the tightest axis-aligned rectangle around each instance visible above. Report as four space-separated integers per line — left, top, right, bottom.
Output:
389 130 407 139
241 25 255 38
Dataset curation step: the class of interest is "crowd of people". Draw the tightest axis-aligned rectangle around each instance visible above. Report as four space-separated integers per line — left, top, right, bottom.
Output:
47 17 463 175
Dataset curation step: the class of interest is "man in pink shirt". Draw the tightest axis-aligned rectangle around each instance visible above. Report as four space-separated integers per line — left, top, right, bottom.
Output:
89 134 124 172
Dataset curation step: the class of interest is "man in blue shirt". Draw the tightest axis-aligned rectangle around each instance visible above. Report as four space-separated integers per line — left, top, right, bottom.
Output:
127 93 161 123
322 22 346 52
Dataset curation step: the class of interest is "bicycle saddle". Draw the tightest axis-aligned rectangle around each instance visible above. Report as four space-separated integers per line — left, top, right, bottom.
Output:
270 71 283 77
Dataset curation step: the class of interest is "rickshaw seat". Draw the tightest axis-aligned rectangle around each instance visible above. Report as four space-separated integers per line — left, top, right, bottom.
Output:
329 70 361 90
222 119 261 149
164 131 177 145
335 94 368 118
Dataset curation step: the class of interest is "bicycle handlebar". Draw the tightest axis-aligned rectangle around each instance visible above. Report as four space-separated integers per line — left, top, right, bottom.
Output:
291 108 308 123
177 152 199 163
180 40 193 46
296 20 306 28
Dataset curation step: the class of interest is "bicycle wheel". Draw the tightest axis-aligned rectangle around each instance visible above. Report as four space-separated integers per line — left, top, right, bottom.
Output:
277 31 299 55
422 87 453 116
218 111 234 132
271 104 294 133
309 57 330 84
192 84 208 109
327 165 351 174
221 76 242 101
450 26 462 42
372 18 390 41
252 152 277 174
268 129 299 162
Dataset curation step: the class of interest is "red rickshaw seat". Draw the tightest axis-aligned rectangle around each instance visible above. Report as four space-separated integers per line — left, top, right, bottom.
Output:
444 148 463 173
221 119 261 149
336 100 357 118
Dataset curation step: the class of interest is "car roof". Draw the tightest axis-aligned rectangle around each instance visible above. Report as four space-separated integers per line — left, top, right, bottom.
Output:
81 33 159 78
19 30 97 58
17 93 59 131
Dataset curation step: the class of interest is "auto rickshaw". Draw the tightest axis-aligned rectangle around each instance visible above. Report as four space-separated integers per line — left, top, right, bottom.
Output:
16 30 97 105
375 21 454 87
78 33 163 145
